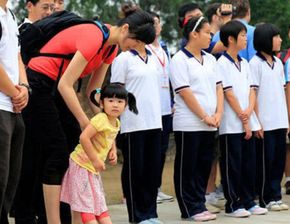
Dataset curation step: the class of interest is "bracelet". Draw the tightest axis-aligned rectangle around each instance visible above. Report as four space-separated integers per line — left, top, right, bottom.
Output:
20 83 32 95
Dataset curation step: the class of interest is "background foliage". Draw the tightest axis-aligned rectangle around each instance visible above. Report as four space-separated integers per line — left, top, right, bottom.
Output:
11 0 290 51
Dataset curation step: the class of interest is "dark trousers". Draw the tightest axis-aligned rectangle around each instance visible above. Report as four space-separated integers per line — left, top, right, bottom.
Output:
256 129 287 206
219 134 256 213
121 129 161 223
158 114 172 188
0 111 25 219
14 69 81 224
174 131 215 218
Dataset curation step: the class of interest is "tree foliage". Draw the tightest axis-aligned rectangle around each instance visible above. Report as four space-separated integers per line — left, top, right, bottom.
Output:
11 0 290 49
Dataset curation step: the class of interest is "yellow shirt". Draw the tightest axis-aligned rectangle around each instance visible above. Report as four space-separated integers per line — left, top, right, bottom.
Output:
70 112 120 175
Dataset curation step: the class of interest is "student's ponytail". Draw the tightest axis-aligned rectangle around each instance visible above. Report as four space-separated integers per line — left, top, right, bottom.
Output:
127 92 138 114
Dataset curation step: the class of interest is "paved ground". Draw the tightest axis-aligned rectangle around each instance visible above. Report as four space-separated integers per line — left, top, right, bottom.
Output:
110 195 290 223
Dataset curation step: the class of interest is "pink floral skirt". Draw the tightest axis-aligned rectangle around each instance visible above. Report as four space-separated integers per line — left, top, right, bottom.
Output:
60 159 108 215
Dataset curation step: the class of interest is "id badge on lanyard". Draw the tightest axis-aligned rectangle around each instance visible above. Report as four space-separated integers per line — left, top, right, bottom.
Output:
149 45 170 88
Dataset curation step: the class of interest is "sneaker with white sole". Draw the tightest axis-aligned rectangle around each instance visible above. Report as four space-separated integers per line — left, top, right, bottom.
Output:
266 201 281 211
276 200 289 210
206 192 225 209
156 191 174 203
225 208 251 218
189 211 215 222
138 220 152 224
202 211 217 220
149 218 164 224
248 205 268 215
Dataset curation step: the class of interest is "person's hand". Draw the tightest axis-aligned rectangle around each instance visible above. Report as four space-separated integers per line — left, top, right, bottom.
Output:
107 148 118 165
12 85 28 113
213 112 222 128
92 158 106 172
243 122 252 140
238 109 251 124
203 115 216 127
255 128 264 139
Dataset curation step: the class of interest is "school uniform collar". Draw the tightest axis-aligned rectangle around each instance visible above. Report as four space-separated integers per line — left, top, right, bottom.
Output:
181 47 205 58
223 52 242 63
256 52 276 62
130 48 152 56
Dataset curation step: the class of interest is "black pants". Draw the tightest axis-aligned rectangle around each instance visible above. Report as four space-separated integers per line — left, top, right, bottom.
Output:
121 129 161 223
158 114 172 188
0 111 25 219
219 133 256 213
174 131 215 218
256 129 287 207
14 69 81 224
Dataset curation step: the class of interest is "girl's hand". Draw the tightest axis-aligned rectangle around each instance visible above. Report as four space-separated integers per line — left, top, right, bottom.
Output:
203 115 216 127
213 112 222 128
108 149 118 165
92 158 106 172
255 129 264 139
243 122 252 140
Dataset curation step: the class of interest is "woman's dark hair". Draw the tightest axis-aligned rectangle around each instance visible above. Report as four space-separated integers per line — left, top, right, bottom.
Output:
183 16 209 40
220 20 247 47
147 11 160 20
117 2 155 44
205 3 221 23
90 84 138 114
178 3 202 28
254 23 280 55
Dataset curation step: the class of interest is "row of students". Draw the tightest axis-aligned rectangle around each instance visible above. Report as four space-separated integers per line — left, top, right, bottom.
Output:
170 16 288 222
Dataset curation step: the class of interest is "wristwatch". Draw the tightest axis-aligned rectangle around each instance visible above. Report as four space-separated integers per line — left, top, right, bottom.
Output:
20 83 32 95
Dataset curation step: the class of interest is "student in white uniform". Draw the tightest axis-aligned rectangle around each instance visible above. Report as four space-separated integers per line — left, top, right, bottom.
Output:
147 11 174 204
170 16 223 222
250 23 289 211
110 13 163 224
217 20 267 218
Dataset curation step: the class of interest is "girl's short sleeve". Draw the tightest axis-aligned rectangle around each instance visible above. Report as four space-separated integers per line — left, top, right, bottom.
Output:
110 52 128 84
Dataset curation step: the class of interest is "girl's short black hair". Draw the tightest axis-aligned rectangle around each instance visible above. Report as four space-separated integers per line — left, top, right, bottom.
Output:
183 16 209 40
220 20 247 47
254 23 280 55
117 2 155 44
90 83 138 114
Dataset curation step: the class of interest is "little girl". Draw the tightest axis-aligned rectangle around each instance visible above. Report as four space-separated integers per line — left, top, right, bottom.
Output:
60 84 138 224
250 23 289 211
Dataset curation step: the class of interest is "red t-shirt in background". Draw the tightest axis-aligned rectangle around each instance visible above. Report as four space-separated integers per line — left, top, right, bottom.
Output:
28 24 118 80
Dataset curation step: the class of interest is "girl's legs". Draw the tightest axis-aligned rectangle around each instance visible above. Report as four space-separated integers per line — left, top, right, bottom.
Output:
72 211 82 224
43 184 61 224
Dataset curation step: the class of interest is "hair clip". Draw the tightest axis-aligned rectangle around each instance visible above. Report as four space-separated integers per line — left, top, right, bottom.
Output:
95 88 101 94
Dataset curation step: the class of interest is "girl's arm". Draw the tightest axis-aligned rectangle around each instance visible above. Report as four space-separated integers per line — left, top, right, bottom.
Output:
254 100 264 139
86 63 110 114
58 51 90 130
179 88 216 126
224 89 245 122
213 84 224 127
79 124 105 171
286 83 290 126
243 88 256 118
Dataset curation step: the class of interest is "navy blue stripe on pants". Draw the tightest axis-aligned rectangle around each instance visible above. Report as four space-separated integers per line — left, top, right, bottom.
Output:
219 134 256 213
174 131 215 218
121 129 161 223
255 129 287 207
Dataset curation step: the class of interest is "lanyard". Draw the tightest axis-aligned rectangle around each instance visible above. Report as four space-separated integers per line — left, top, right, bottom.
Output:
148 45 166 68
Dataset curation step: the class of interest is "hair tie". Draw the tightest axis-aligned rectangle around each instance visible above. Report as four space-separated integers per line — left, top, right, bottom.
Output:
95 88 101 94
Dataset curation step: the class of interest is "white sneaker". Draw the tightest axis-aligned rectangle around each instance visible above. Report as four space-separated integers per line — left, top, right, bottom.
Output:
206 192 225 209
266 201 281 211
157 191 174 203
248 205 268 215
225 208 251 218
276 200 289 210
149 218 164 224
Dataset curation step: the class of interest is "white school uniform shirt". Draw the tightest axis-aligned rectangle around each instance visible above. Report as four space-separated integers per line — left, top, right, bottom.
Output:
218 52 261 135
250 53 288 131
170 48 221 132
147 44 172 116
111 49 162 134
0 7 19 112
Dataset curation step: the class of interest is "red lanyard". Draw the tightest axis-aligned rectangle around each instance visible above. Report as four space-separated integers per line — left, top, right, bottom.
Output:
148 45 166 68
